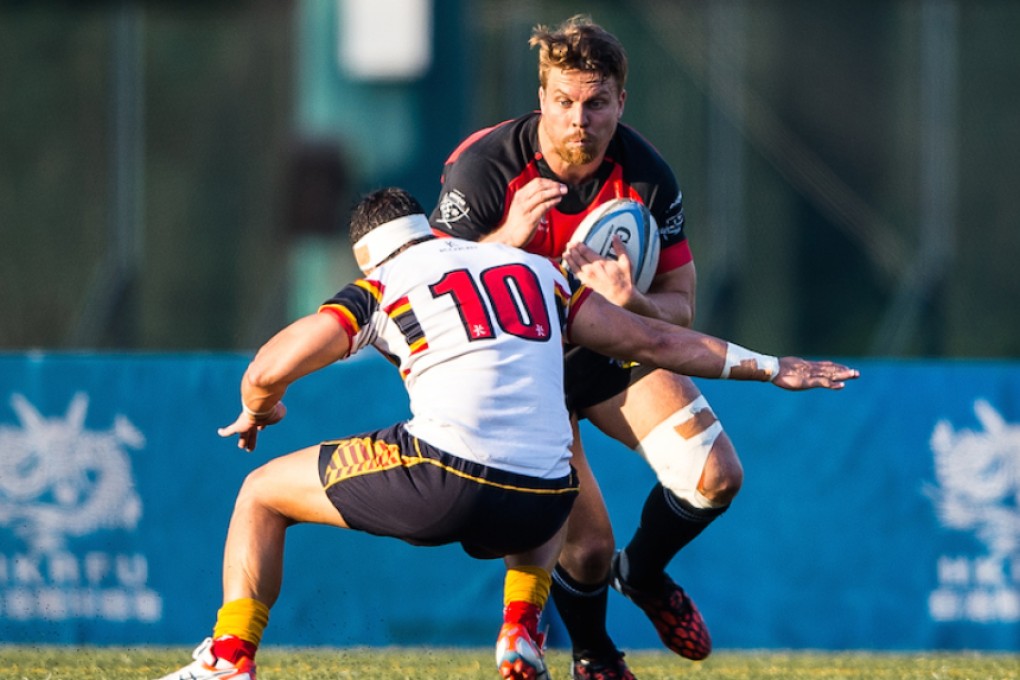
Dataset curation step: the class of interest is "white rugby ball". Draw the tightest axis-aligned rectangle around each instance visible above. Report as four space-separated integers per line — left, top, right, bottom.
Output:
567 198 660 293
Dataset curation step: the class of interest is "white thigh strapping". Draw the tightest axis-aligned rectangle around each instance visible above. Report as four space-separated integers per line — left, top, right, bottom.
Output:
634 396 723 509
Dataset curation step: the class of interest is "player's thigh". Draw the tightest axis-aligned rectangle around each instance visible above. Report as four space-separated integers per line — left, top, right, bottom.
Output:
243 445 349 529
585 369 742 489
561 418 613 549
582 369 706 447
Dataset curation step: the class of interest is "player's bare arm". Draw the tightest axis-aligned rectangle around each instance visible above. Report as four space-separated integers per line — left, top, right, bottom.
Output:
564 238 697 327
641 261 696 327
480 177 567 247
218 313 351 452
569 291 858 389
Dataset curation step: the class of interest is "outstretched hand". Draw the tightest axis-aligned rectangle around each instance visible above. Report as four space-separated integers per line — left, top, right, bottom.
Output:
217 402 287 452
773 358 860 391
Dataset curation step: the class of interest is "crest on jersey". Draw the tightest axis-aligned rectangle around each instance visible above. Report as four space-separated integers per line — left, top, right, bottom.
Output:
926 399 1020 623
437 189 470 226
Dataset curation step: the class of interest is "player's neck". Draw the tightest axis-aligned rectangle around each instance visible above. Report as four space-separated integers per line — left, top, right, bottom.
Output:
548 159 600 186
537 125 603 186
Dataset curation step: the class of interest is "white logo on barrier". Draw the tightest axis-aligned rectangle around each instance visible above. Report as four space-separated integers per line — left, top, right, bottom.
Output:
0 393 162 622
926 399 1020 623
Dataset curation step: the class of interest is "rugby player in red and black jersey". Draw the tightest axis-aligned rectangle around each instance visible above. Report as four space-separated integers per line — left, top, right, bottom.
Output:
430 15 734 680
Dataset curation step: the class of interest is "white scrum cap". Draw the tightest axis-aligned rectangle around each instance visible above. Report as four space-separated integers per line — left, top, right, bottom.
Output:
352 213 434 273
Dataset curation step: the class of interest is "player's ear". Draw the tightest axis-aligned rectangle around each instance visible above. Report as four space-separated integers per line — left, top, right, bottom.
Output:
618 88 627 118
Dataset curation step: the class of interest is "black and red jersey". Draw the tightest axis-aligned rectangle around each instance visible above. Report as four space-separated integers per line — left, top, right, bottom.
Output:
429 112 693 277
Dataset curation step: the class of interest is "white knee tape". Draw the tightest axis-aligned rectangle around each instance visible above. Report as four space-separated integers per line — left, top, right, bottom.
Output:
635 396 723 509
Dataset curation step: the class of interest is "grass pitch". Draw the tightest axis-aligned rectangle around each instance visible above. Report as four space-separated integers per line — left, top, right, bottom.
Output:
0 646 1015 679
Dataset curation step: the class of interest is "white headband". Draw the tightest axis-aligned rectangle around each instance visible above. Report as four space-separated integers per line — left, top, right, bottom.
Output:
353 214 434 273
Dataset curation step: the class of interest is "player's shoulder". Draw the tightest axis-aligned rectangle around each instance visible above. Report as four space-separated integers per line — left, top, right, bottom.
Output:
446 113 538 167
613 123 674 174
378 238 465 276
410 236 482 261
611 122 682 213
469 239 535 263
469 241 561 275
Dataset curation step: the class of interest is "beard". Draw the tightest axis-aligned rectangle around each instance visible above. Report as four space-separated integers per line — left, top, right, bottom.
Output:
551 134 599 166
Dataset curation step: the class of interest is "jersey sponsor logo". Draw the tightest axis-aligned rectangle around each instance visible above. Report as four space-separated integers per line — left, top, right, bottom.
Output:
659 190 685 236
437 190 470 226
926 399 1020 623
0 393 162 623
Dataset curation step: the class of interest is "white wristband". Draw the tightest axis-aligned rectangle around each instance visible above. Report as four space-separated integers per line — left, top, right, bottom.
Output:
720 343 780 382
243 403 276 419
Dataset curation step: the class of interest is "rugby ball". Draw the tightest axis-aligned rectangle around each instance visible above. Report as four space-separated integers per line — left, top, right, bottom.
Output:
567 198 660 292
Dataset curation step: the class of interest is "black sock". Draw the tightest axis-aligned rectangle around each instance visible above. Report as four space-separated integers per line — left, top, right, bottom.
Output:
618 483 728 590
550 562 617 660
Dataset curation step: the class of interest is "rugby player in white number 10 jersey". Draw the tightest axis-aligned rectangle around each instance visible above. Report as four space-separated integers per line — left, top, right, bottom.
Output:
155 188 857 680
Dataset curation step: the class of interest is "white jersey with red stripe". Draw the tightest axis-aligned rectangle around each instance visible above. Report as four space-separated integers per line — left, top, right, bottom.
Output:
319 237 592 478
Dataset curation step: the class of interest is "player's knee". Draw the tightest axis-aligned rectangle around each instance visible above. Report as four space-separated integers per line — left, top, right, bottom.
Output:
636 396 737 510
697 442 743 505
559 534 615 582
234 466 273 515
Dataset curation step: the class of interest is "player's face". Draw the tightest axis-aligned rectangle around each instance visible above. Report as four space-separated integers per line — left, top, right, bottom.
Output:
538 67 626 170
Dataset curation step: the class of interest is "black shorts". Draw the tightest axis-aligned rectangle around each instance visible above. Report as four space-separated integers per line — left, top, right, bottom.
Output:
318 422 579 559
564 346 655 415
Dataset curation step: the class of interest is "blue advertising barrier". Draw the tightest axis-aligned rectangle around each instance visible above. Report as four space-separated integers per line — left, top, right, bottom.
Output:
0 354 1017 651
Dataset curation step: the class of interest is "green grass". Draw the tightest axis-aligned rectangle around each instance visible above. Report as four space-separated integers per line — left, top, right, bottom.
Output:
0 646 1015 680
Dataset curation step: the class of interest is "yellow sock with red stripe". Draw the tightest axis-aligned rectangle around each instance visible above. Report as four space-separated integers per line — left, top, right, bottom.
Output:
503 566 552 639
211 598 270 663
